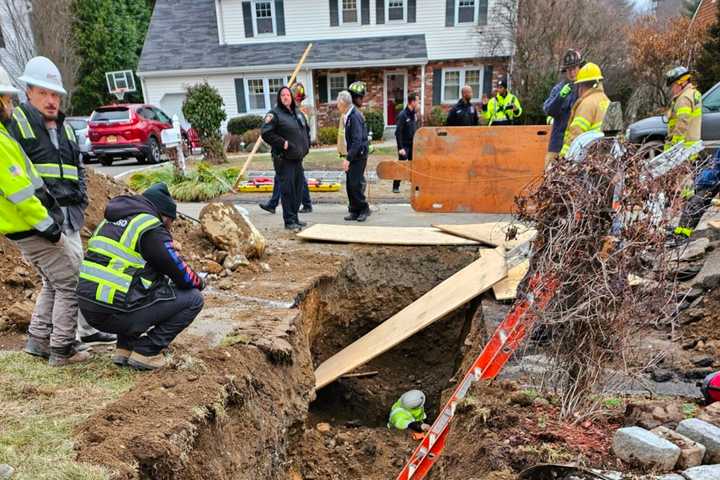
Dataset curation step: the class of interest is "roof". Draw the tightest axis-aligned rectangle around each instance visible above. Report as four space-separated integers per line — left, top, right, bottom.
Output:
138 0 428 75
695 0 718 26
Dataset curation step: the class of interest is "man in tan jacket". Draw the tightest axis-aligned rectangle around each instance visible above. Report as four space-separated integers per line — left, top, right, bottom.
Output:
665 66 702 152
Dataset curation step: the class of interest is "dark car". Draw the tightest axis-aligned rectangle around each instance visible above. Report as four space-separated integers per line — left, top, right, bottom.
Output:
627 81 720 155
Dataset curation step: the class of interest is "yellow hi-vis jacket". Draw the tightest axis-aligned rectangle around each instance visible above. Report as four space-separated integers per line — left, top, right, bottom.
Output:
484 92 523 125
666 83 702 151
0 122 55 235
387 398 427 430
560 85 610 157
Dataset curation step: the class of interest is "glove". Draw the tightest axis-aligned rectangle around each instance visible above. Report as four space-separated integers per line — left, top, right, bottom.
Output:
197 275 207 291
560 83 572 98
38 222 62 243
681 185 695 200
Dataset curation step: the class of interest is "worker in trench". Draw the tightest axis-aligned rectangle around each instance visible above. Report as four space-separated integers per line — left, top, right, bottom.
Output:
388 389 431 439
482 78 523 126
76 183 206 370
343 81 372 222
392 92 419 194
446 85 479 127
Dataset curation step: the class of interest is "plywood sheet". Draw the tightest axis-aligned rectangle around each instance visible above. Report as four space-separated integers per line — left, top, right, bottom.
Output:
314 249 507 389
493 259 530 301
296 224 479 246
434 222 536 249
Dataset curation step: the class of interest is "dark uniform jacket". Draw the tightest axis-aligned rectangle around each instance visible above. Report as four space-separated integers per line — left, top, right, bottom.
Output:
7 103 87 231
543 81 579 153
345 107 369 163
260 103 310 161
395 106 417 160
446 99 479 127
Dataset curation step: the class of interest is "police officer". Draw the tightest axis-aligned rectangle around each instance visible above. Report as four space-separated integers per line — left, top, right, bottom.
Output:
260 86 311 231
0 66 89 366
446 85 479 127
8 57 116 349
482 78 523 126
392 93 418 193
343 82 371 222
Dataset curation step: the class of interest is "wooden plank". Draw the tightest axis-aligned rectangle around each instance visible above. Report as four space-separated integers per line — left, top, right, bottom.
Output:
493 259 529 301
433 222 536 249
314 249 507 389
296 224 479 246
377 160 412 180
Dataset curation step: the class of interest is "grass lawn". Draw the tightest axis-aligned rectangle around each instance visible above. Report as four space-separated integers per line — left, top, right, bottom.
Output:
0 353 138 479
224 145 398 171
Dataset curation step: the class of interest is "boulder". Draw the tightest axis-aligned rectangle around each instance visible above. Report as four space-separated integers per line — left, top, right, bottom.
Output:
7 300 34 329
200 259 224 274
692 248 720 290
655 475 685 480
199 202 266 259
612 426 681 471
651 425 706 469
223 254 249 271
698 402 720 426
676 419 720 463
624 400 686 429
679 238 710 262
681 465 720 480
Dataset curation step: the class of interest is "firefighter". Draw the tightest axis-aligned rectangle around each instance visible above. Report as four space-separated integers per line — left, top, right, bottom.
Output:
343 81 371 222
482 79 522 126
664 66 702 153
388 390 430 434
392 92 418 193
559 63 610 158
77 183 205 370
0 66 89 366
446 85 479 127
543 49 584 166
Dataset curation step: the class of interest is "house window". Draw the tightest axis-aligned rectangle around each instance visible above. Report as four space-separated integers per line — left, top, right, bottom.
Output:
254 0 274 34
342 0 359 24
328 73 347 102
388 0 405 21
457 0 476 23
246 77 288 112
442 68 483 103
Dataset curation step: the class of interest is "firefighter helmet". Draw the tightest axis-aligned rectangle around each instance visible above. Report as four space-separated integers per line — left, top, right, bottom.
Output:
348 81 367 98
665 66 691 87
574 62 603 84
561 49 583 71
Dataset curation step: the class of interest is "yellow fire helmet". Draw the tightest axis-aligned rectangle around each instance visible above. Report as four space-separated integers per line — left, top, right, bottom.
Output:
574 62 603 84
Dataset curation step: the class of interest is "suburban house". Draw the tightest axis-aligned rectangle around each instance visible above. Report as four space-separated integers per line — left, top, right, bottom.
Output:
694 0 718 27
138 0 514 138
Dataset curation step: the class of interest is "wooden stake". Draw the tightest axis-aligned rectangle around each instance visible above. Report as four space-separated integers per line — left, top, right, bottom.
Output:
341 371 379 379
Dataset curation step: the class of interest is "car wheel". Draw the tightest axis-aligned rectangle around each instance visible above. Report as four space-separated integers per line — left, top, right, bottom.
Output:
137 155 148 164
100 156 114 167
637 139 664 160
147 137 162 164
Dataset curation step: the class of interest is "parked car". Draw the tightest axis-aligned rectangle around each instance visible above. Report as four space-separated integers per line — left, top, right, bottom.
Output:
627 81 720 155
88 104 192 166
66 116 95 162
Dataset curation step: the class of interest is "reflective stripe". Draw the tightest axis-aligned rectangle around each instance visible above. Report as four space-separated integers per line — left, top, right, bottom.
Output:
119 214 161 250
88 237 145 266
63 124 76 143
79 262 131 290
34 163 79 181
12 107 35 139
6 185 37 204
32 216 54 232
571 116 592 131
97 284 114 303
674 226 693 238
676 107 692 116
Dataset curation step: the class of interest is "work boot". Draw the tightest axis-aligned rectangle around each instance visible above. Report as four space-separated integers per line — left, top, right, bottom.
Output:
300 205 313 213
48 344 91 367
259 203 276 214
344 213 359 221
127 351 165 370
297 220 308 227
24 335 51 359
111 348 132 367
356 210 371 222
285 223 302 233
81 332 117 345
73 339 91 352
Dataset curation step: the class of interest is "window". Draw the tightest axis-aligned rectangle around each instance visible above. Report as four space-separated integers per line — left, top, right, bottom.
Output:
153 108 172 124
704 86 720 113
328 74 348 102
248 79 266 110
441 68 483 103
388 0 405 21
457 0 476 23
342 0 358 24
268 78 285 98
245 77 288 112
254 0 274 34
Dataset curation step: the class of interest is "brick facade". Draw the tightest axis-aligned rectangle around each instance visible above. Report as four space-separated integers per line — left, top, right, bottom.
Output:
696 0 718 28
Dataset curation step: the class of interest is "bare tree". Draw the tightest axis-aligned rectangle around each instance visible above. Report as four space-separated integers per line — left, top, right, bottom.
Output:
0 0 35 82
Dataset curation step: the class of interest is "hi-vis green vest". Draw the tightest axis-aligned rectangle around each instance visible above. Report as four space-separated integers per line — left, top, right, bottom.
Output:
485 92 523 125
387 399 426 430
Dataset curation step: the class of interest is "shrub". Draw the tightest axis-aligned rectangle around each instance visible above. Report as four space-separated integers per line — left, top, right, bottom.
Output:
182 82 227 163
318 126 338 145
128 167 174 192
364 109 384 142
241 128 261 146
426 106 447 127
224 133 243 153
227 115 263 136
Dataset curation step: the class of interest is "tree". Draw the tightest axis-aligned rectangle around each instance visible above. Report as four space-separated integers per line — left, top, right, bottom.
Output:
695 1 720 92
0 0 34 82
71 0 152 114
682 0 702 18
182 82 227 164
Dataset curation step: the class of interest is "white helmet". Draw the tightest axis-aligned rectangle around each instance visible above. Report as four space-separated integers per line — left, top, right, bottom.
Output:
19 56 67 95
0 66 20 96
400 390 426 409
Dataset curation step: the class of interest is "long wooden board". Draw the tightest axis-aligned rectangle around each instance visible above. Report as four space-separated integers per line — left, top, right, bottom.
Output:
314 249 507 389
493 259 530 301
297 224 479 246
433 222 536 249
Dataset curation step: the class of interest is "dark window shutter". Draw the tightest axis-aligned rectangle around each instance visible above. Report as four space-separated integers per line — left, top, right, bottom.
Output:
275 0 286 35
408 0 416 22
376 0 385 24
361 0 370 24
483 65 494 95
242 2 254 37
445 0 454 26
346 73 357 87
235 79 247 113
329 0 339 26
319 75 329 103
433 68 442 105
478 0 488 25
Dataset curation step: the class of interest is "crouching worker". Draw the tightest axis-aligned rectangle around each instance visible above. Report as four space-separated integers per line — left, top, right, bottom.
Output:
388 390 430 439
77 183 205 370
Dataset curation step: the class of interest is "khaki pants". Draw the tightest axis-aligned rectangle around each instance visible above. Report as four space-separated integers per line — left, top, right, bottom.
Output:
63 230 99 338
13 234 82 348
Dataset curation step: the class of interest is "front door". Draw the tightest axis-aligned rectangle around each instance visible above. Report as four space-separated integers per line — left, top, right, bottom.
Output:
385 71 407 127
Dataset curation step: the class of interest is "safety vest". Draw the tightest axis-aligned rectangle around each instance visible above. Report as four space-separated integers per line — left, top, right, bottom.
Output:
560 86 610 157
387 399 426 430
0 123 54 236
78 213 163 308
666 84 702 151
485 92 523 125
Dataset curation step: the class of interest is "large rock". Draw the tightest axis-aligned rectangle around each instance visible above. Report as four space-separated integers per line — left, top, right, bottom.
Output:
652 425 706 469
655 475 685 480
199 202 266 259
624 400 687 429
612 426 681 471
698 402 720 425
681 465 720 480
677 419 720 463
692 248 720 290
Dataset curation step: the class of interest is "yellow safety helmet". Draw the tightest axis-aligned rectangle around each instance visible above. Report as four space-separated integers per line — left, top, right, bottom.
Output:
574 62 603 84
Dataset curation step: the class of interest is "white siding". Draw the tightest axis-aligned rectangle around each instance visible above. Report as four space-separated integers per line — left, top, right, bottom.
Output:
221 0 513 60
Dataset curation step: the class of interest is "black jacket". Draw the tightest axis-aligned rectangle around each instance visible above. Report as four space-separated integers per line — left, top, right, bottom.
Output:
345 107 369 163
260 96 310 161
446 99 479 127
395 107 417 159
7 103 87 231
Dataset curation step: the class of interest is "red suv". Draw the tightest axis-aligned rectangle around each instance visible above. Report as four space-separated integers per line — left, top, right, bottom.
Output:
89 104 185 166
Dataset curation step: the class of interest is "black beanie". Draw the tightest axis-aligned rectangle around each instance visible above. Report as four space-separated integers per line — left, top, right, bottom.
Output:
143 183 177 219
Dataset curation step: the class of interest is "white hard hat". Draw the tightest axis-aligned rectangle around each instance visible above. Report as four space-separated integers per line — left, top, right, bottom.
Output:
19 56 67 95
0 66 20 96
400 390 426 409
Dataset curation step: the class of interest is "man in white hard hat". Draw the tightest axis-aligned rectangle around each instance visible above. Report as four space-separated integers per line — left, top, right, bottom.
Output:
7 57 115 363
388 389 430 438
0 66 90 366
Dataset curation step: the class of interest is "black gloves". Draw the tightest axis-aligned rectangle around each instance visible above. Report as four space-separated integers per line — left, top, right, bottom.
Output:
39 222 62 243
